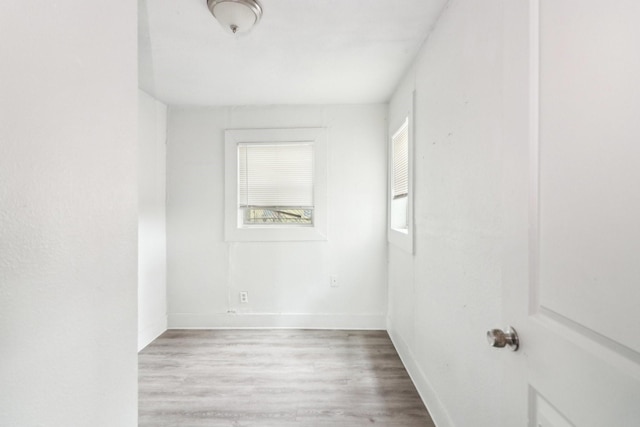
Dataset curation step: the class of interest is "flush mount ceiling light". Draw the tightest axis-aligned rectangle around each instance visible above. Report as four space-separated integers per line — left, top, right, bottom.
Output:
207 0 263 34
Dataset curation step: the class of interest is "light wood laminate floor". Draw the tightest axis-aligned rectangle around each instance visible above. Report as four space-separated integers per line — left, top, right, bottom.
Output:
139 329 436 427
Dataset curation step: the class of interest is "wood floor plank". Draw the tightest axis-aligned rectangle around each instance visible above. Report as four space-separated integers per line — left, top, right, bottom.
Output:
139 329 435 427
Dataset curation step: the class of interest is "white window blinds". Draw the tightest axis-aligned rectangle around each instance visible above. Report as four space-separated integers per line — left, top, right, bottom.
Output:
238 142 314 207
392 119 409 199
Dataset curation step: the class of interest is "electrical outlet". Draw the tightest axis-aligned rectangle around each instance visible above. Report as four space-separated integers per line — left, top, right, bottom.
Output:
330 275 339 287
239 291 249 303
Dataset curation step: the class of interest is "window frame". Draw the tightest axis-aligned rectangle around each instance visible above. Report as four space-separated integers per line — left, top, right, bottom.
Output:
388 93 414 253
224 128 327 242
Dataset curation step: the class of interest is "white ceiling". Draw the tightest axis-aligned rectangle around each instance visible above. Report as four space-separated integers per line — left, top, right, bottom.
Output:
139 0 447 106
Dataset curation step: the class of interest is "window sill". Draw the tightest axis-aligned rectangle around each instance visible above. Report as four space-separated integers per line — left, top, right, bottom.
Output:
388 227 413 254
225 226 327 242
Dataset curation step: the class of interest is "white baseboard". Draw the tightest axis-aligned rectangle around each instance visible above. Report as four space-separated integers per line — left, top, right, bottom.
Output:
138 315 168 352
168 312 386 330
387 323 455 427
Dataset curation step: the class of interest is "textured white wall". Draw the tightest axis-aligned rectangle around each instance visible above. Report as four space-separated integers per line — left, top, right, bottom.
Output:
387 1 503 426
0 1 138 426
166 105 388 328
138 90 167 350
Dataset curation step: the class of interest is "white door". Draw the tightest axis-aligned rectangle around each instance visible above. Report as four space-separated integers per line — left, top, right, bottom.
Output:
501 1 640 425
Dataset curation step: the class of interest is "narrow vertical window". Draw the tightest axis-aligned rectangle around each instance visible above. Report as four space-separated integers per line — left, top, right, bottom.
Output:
388 93 413 254
391 118 409 231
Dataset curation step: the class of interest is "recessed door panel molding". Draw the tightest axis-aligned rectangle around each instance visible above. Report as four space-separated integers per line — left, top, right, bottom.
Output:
529 388 574 427
529 0 640 356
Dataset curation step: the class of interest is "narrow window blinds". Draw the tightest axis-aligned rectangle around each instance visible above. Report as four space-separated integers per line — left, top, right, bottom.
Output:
238 143 314 207
392 119 409 199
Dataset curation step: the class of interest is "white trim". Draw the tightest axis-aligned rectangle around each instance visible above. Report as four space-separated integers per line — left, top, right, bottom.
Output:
168 313 386 330
225 128 327 242
387 325 454 427
388 91 415 254
137 315 168 352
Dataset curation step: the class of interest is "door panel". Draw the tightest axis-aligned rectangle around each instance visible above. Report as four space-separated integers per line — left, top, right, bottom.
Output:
531 390 574 427
537 0 640 354
502 1 640 426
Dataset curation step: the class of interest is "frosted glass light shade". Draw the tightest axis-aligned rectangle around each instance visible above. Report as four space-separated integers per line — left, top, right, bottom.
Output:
207 0 263 34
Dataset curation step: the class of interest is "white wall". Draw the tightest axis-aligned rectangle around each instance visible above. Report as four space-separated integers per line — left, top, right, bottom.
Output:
0 1 138 426
138 90 167 350
387 1 503 426
167 105 388 329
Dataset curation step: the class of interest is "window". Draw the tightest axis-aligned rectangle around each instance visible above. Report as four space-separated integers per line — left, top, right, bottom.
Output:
388 92 414 253
391 119 409 230
225 128 327 242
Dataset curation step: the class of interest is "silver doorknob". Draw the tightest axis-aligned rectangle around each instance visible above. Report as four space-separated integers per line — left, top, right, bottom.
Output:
487 327 519 351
